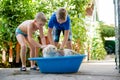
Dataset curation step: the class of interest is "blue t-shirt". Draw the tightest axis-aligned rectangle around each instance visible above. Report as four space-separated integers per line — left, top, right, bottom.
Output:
48 12 71 30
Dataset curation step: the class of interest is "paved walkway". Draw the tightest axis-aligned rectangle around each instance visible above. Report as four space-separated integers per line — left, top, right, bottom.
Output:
0 59 120 80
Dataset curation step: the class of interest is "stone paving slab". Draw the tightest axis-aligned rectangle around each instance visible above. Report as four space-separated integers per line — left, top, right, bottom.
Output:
0 61 120 80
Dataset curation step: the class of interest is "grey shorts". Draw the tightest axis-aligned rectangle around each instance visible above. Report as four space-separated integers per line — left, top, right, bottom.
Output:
52 28 72 42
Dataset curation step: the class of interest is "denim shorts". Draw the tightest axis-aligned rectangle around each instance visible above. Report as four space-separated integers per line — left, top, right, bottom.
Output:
52 28 72 42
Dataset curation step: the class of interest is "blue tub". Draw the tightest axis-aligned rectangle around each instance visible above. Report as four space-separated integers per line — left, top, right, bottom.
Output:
28 54 86 73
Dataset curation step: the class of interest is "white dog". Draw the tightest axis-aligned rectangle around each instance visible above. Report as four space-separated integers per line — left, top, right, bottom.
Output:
42 45 79 57
42 45 61 57
63 49 78 56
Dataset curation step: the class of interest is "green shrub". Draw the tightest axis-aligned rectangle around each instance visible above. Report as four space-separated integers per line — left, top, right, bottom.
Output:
99 22 115 37
90 23 107 60
91 37 107 60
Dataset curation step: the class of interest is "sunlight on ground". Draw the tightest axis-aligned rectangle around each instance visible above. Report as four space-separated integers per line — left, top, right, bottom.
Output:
0 68 4 70
87 62 115 65
86 54 116 66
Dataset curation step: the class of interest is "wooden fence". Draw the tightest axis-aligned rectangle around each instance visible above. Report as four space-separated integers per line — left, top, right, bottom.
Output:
1 36 50 65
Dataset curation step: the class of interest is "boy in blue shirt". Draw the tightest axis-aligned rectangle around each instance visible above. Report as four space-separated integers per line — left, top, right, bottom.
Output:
48 8 72 50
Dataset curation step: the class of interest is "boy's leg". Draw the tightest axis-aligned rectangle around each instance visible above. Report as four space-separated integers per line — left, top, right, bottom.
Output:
35 47 39 57
29 46 36 68
16 34 27 68
63 30 72 49
26 38 36 68
52 28 61 47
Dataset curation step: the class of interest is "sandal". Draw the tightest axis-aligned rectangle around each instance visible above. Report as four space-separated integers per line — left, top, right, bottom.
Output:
20 67 27 71
30 66 39 71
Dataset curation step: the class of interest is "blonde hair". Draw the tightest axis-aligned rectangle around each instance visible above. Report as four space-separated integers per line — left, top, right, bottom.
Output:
35 12 47 22
56 8 67 20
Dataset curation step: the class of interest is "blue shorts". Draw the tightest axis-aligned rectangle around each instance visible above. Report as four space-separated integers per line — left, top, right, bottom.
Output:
52 28 72 42
15 28 27 37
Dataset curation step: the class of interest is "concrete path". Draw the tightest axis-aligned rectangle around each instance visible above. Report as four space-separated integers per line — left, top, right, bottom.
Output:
0 59 120 80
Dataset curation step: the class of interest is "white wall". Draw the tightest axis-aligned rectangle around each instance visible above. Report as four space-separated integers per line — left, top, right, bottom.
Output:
97 0 115 25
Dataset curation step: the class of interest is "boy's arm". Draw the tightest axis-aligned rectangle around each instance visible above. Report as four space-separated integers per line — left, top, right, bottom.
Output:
39 26 46 45
60 16 71 49
60 30 69 49
47 28 54 45
27 24 42 48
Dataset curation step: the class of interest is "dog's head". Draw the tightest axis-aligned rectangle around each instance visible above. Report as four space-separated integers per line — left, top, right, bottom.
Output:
46 45 57 53
42 45 58 57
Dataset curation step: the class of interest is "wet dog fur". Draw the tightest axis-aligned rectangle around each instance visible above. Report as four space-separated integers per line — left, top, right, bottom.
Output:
42 45 78 57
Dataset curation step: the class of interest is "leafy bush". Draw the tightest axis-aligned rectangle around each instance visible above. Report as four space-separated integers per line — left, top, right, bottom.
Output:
0 0 92 67
0 0 36 67
99 21 115 55
90 23 107 60
71 17 87 53
91 37 107 60
99 22 115 37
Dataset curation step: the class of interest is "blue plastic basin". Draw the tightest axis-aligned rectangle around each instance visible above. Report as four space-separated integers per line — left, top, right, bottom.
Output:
28 54 86 73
